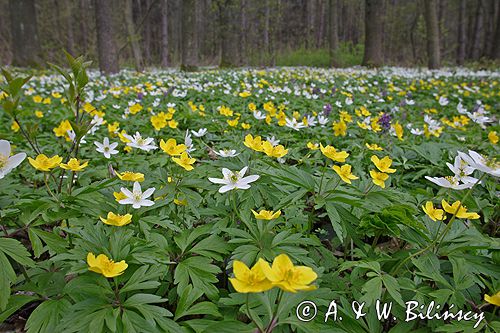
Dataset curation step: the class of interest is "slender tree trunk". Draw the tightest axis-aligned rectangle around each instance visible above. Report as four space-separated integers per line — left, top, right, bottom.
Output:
264 0 270 58
79 0 88 54
362 0 384 67
9 0 42 67
316 0 325 48
456 0 466 65
468 0 483 60
94 0 119 73
181 0 197 69
160 0 169 66
125 0 143 71
143 0 152 65
64 0 75 56
329 0 339 66
491 2 500 59
219 0 237 67
424 0 440 69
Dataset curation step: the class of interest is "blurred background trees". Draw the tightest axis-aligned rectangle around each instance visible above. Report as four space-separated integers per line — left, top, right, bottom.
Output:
1 0 499 72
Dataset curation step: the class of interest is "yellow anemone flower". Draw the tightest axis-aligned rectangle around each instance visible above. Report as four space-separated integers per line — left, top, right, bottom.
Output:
113 191 127 202
484 291 500 306
244 134 264 152
332 164 358 184
369 169 389 188
422 201 445 221
488 131 498 144
117 171 144 182
100 212 132 227
262 141 288 158
59 158 88 172
365 143 383 151
28 154 62 171
320 144 349 163
87 252 128 278
307 142 319 150
229 259 273 293
371 155 396 173
172 152 196 171
260 254 317 293
441 200 480 219
252 209 281 220
160 138 186 156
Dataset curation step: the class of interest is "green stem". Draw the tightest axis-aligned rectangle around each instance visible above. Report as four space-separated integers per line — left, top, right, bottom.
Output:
392 173 486 275
246 293 265 333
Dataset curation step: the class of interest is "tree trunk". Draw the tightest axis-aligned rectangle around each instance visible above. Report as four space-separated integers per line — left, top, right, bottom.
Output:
264 0 270 57
94 0 119 73
9 0 42 67
125 0 143 71
64 0 75 56
329 0 339 66
456 0 466 65
219 0 237 67
362 0 384 67
491 2 500 59
160 0 169 67
143 0 152 65
181 0 197 69
468 0 483 60
79 0 88 54
424 0 440 69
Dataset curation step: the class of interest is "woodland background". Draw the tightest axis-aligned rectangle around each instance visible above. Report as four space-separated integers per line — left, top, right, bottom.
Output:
0 0 499 72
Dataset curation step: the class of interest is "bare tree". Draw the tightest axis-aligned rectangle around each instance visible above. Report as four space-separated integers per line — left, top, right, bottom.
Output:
362 0 384 67
9 0 42 67
125 0 144 71
329 0 339 66
181 0 198 69
456 0 466 65
95 0 119 73
160 0 169 66
424 0 440 68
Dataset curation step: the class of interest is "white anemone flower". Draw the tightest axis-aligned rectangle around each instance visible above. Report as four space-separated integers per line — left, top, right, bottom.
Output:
0 140 26 179
457 150 500 178
208 167 259 193
285 117 306 131
124 132 157 151
214 149 240 158
424 176 474 190
253 111 267 120
446 156 479 184
317 114 329 126
119 181 155 209
438 96 449 106
185 130 196 153
94 137 119 159
191 128 207 137
266 136 280 146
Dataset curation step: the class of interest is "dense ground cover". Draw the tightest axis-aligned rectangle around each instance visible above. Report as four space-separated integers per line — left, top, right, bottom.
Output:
0 58 499 332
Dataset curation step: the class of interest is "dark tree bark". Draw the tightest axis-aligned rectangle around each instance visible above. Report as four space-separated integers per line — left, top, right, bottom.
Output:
424 0 440 69
181 0 197 69
491 2 500 59
94 0 119 73
64 0 75 56
160 0 169 66
362 0 384 67
456 0 466 65
468 0 484 60
219 0 237 67
329 0 339 66
9 0 42 67
125 0 143 71
79 0 88 53
143 0 152 64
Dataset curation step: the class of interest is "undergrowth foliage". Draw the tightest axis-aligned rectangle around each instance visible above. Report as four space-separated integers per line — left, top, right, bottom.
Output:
0 54 499 333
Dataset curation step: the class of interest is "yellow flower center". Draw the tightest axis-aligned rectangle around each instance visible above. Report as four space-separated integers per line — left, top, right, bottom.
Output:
0 154 8 169
133 191 142 201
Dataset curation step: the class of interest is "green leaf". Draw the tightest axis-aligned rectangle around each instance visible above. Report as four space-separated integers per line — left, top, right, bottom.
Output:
0 252 16 311
120 266 163 293
0 237 35 267
26 299 71 333
0 294 38 323
325 202 345 242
